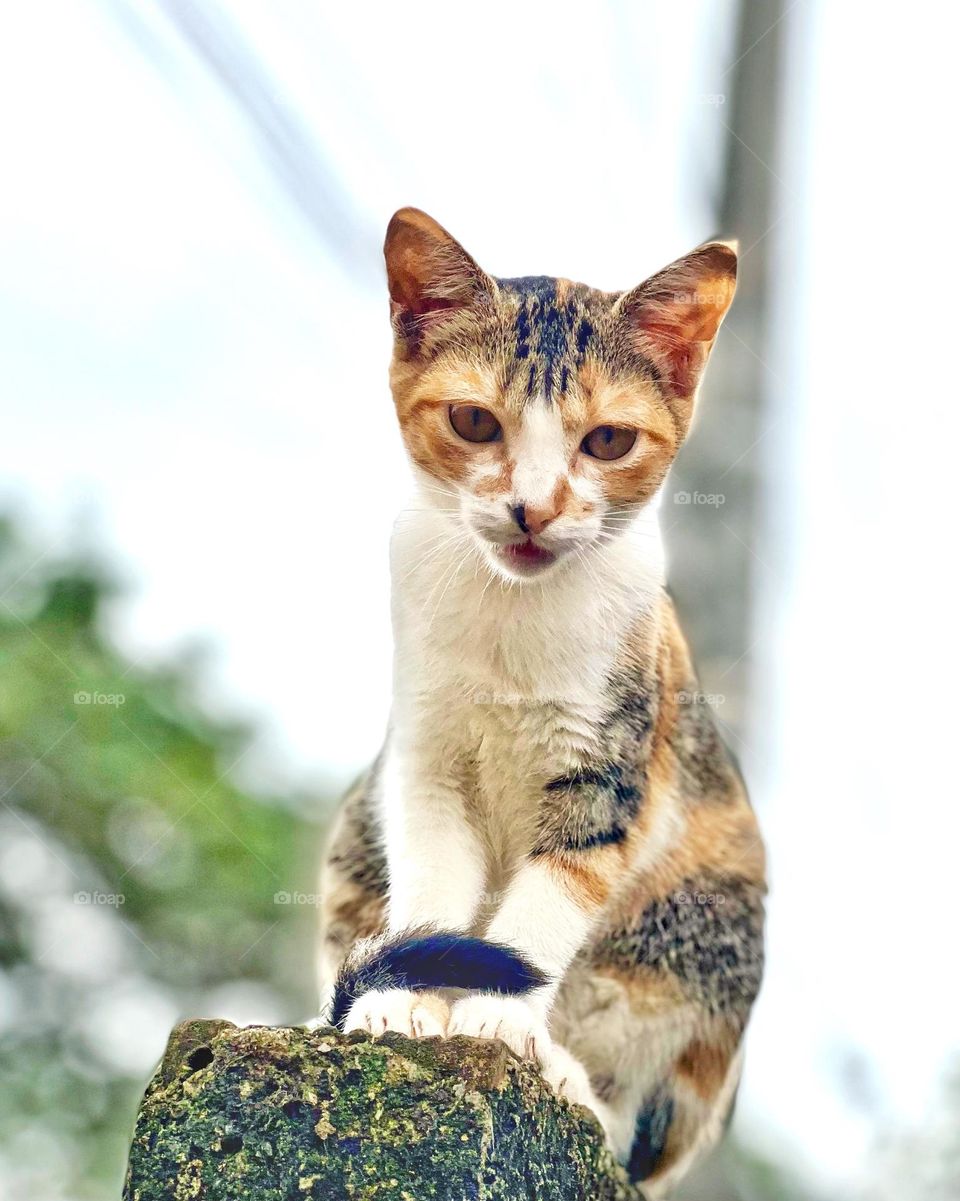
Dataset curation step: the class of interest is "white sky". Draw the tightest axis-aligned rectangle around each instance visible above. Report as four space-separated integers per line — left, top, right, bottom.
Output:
745 1 960 1192
2 2 958 1194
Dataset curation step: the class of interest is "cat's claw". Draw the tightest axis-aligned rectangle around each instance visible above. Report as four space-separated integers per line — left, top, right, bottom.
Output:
447 994 550 1061
343 988 448 1038
537 1040 619 1153
538 1040 600 1109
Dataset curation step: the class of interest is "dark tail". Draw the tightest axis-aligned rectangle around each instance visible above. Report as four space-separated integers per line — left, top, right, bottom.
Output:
330 930 547 1031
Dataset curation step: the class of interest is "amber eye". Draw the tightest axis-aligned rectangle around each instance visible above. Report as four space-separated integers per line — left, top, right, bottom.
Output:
581 425 638 461
449 404 502 443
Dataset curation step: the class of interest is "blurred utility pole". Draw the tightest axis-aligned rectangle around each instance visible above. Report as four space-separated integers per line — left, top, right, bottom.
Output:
675 14 790 1190
668 0 787 745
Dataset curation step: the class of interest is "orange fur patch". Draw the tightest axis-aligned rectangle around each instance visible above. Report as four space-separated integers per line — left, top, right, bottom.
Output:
592 963 688 1012
675 1039 734 1100
562 362 682 506
474 459 516 498
543 852 613 910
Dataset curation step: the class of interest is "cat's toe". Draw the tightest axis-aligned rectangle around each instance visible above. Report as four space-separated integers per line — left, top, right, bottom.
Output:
410 993 449 1037
343 988 448 1038
538 1041 598 1109
537 1041 617 1146
448 994 550 1060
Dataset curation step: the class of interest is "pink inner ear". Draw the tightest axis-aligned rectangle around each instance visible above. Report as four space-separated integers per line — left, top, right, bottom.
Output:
390 295 459 345
390 245 438 316
387 242 483 352
626 268 735 397
637 326 706 399
384 210 496 354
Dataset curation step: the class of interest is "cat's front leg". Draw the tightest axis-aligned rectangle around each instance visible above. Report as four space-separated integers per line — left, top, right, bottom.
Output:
341 743 486 1037
447 854 598 1054
449 744 651 1057
445 851 618 1142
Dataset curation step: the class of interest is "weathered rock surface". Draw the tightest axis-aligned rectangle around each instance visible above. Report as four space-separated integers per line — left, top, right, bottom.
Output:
123 1020 642 1200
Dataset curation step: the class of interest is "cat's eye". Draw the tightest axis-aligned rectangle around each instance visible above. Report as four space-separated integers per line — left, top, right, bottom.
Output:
581 425 638 461
449 404 502 443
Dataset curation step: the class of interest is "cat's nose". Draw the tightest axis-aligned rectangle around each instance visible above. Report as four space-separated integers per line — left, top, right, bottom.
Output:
509 502 557 536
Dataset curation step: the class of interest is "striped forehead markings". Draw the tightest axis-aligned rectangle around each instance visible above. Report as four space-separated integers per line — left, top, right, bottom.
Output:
498 275 596 401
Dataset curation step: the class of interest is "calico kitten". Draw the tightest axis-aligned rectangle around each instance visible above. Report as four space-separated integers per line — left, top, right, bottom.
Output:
317 208 765 1196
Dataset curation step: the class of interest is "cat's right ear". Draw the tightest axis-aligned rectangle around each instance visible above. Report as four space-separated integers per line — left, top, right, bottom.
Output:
384 208 496 355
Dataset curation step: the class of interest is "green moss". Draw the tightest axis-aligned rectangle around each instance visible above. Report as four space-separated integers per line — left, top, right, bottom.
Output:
124 1022 640 1200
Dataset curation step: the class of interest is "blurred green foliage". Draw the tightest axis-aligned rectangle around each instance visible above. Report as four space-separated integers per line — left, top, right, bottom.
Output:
0 519 321 1199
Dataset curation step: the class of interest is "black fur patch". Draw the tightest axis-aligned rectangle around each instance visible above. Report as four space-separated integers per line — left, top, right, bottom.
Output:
669 686 742 801
591 874 765 1017
532 671 658 855
328 767 388 896
628 1087 675 1181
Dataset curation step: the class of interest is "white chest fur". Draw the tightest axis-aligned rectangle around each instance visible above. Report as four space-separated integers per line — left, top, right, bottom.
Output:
388 498 665 865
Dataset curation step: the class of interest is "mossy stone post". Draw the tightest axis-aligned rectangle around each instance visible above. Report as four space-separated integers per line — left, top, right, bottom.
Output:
123 1020 642 1200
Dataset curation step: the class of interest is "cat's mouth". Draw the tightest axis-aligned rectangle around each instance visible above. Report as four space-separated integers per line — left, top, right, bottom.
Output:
496 539 558 576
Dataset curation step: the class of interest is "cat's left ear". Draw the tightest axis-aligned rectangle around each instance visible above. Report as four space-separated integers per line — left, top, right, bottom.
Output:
614 241 737 402
384 207 497 356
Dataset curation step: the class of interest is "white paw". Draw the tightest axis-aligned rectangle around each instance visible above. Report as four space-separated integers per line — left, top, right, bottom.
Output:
447 994 550 1061
538 1041 616 1146
538 1041 598 1108
343 988 448 1038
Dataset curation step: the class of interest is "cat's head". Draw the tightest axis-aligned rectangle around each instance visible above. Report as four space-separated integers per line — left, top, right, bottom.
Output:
385 207 736 582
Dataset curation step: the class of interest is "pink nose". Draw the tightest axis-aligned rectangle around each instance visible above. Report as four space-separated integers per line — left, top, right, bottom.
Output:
510 502 558 536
